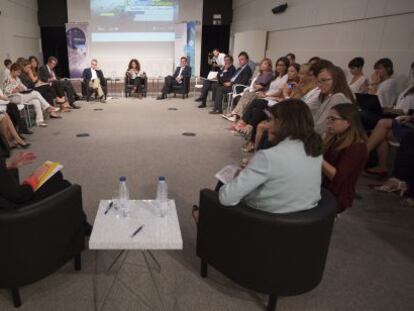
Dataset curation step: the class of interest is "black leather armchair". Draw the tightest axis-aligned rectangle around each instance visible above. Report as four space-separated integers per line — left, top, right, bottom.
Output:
124 74 148 97
196 188 337 311
0 184 86 308
81 79 108 102
172 76 191 99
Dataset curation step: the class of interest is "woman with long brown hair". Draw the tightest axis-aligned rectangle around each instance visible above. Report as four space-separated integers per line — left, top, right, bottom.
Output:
314 65 355 134
322 103 368 213
126 59 146 99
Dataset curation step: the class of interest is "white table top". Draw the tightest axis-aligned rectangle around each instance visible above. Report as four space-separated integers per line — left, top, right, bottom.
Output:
89 200 183 250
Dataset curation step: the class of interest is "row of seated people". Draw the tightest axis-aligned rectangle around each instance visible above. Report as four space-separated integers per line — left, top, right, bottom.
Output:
0 56 84 155
192 53 414 219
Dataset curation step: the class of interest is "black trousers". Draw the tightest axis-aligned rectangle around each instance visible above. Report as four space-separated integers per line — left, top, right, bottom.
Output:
161 75 181 95
213 84 232 111
131 77 144 91
27 172 71 204
242 99 269 142
200 80 217 99
393 131 414 196
52 80 77 104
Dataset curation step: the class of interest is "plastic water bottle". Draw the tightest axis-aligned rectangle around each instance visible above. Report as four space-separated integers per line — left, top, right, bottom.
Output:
119 176 130 218
156 176 168 217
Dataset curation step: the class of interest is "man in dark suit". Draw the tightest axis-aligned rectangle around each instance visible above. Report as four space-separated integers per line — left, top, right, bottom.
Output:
38 56 80 109
209 51 253 114
157 56 192 100
82 59 106 103
197 55 236 108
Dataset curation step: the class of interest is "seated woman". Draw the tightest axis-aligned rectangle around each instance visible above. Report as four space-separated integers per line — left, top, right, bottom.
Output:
365 64 414 176
232 57 289 131
313 65 355 134
20 60 69 110
126 59 147 99
227 58 274 119
368 58 398 110
275 62 301 101
348 57 368 94
322 104 368 213
196 55 236 108
4 63 60 127
0 111 30 149
28 55 39 76
372 130 414 206
0 88 32 135
0 151 92 233
192 99 323 221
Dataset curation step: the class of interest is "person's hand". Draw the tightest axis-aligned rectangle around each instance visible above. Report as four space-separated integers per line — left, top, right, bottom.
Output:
8 152 36 169
223 82 231 87
370 72 381 84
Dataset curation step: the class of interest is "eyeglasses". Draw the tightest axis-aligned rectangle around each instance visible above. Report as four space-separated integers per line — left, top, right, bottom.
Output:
326 116 344 122
317 78 333 84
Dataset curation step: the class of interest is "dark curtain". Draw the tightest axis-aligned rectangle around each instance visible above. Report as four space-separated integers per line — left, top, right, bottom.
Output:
40 27 69 78
200 25 230 77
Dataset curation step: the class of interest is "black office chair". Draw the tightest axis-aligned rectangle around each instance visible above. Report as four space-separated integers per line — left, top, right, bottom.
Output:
124 74 147 97
0 180 86 308
172 76 191 99
196 188 337 311
81 79 108 102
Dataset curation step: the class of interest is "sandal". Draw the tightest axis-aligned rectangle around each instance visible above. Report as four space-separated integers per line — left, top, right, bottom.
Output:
373 178 408 196
37 122 48 127
242 141 255 153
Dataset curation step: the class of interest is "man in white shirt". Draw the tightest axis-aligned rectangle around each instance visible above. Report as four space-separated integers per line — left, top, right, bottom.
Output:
211 49 226 70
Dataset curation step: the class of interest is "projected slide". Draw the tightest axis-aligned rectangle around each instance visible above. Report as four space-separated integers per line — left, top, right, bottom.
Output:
91 0 178 42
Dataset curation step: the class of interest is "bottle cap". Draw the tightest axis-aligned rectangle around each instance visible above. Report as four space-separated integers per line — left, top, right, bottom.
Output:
120 176 126 181
158 176 166 181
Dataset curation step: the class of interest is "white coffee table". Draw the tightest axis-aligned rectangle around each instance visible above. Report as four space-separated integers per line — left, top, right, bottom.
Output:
89 199 183 310
89 199 183 250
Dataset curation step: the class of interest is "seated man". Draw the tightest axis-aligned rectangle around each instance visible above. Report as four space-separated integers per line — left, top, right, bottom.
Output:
157 57 192 100
196 55 236 108
209 48 227 71
82 59 106 103
38 56 80 109
209 51 253 114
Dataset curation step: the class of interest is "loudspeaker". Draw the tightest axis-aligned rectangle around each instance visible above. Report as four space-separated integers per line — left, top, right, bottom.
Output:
272 3 288 14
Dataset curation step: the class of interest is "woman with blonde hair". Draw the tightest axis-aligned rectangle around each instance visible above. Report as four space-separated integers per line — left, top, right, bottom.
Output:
322 103 368 213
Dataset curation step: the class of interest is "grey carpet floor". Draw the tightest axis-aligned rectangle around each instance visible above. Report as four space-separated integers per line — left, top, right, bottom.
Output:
1 97 413 311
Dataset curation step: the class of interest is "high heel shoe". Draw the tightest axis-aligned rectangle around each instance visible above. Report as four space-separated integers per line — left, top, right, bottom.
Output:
373 178 408 196
17 142 31 149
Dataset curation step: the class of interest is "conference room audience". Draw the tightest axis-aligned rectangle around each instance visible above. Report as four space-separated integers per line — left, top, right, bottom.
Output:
348 57 368 94
82 59 106 103
241 63 318 152
126 58 146 99
197 55 236 108
368 58 398 109
20 60 69 109
372 130 414 205
228 58 273 119
2 59 12 86
28 56 40 76
217 100 323 213
209 51 252 114
157 56 192 100
322 104 368 213
308 56 321 65
4 63 60 127
38 56 80 109
313 65 355 134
